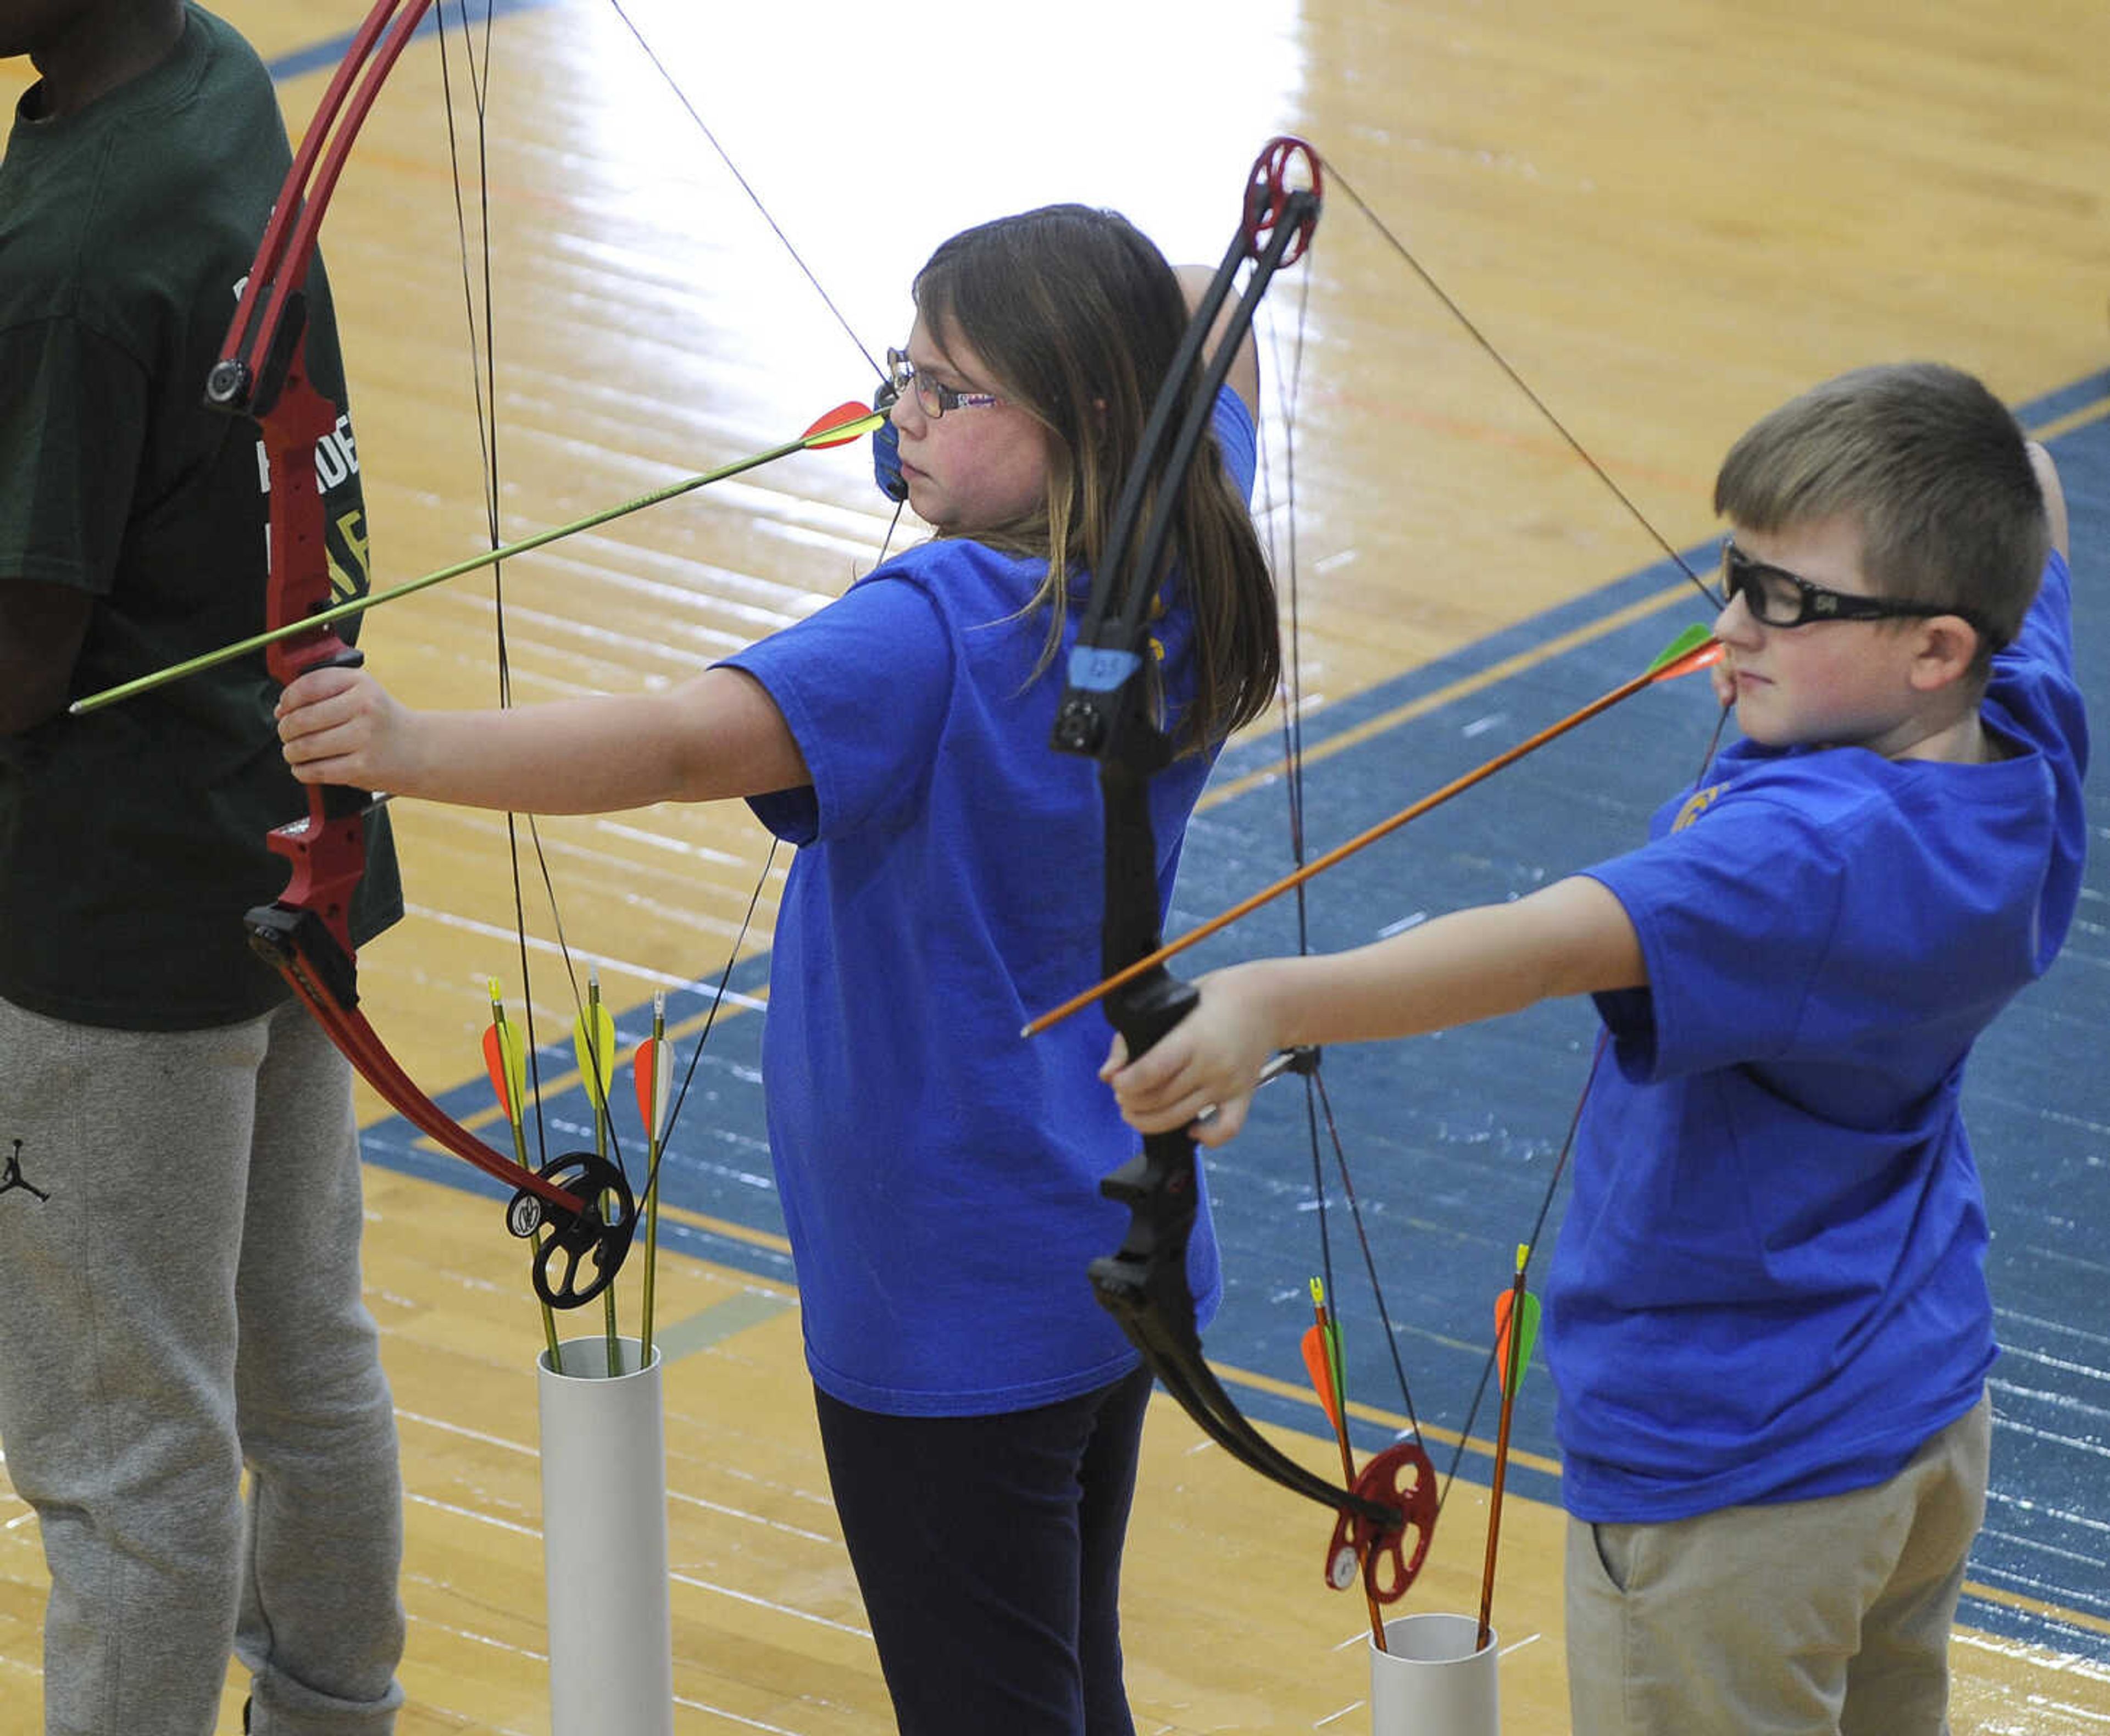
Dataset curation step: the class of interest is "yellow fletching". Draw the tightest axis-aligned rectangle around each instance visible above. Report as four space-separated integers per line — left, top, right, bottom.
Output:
573 1004 617 1108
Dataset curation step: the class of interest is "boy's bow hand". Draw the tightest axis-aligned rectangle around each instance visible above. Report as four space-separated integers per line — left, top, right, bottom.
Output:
1100 965 1279 1148
276 666 414 791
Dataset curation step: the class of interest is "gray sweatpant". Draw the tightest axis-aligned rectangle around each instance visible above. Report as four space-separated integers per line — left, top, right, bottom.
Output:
0 993 406 1735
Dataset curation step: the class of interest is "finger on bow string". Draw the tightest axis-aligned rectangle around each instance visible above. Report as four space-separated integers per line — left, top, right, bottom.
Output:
68 404 889 716
485 978 562 1372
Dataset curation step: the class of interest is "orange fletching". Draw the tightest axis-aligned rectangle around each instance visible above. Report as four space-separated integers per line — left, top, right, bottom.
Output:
1301 1322 1344 1432
802 401 882 447
1647 635 1724 682
481 1024 515 1120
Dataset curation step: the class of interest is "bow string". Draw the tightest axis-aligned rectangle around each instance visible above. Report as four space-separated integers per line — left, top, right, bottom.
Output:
208 0 896 1314
206 0 643 1314
1053 135 1740 1611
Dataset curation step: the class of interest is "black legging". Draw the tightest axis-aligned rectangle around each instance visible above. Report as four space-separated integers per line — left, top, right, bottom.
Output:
813 1362 1156 1736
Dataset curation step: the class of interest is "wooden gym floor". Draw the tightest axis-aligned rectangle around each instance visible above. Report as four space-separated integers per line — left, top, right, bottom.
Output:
3 1 2108 1729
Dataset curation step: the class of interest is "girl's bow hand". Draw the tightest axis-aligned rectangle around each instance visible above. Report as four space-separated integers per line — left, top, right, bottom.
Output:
1100 964 1281 1148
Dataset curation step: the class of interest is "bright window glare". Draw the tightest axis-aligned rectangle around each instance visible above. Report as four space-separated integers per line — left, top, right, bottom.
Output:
569 0 1308 412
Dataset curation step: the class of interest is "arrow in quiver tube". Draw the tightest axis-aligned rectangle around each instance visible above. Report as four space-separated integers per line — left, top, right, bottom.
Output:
573 971 624 1375
634 992 674 1365
1478 1244 1540 1651
1303 1280 1387 1650
485 978 563 1371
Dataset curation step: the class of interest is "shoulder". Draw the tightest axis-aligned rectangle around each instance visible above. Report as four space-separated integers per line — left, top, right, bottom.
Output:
157 8 276 109
858 535 1044 617
1 17 280 320
1591 752 1887 933
1210 384 1257 499
1663 747 1892 841
1637 743 2056 917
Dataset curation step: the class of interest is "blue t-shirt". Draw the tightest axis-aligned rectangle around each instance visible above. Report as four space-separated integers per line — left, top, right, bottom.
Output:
1561 549 2086 1522
724 387 1257 1415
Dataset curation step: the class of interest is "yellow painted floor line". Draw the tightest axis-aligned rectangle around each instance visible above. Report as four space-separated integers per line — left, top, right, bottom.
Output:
2031 396 2110 443
1201 578 1704 815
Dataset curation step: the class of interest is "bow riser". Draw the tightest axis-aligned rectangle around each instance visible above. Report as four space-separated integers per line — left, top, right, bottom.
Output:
245 327 374 987
1058 137 1428 1605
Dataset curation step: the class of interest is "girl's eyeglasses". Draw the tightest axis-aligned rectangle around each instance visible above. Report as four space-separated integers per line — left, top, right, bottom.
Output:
885 348 1001 421
1720 539 2000 644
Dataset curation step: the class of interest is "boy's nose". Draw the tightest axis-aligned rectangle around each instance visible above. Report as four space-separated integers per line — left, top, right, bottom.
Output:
1713 587 1761 644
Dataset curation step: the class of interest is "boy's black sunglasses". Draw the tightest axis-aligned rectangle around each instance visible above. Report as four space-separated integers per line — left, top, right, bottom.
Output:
1719 540 2002 644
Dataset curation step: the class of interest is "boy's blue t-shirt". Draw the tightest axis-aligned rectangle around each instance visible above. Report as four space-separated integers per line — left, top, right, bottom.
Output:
723 388 1254 1415
1565 549 2086 1522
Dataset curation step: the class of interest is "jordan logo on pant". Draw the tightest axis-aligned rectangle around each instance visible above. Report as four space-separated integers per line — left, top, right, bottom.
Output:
1 1138 49 1204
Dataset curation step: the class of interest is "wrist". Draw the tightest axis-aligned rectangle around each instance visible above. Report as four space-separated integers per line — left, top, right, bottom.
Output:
1227 955 1300 1053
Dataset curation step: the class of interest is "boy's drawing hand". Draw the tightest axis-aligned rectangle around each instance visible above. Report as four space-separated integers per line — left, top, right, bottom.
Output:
277 666 417 790
1101 964 1279 1148
1709 651 1736 710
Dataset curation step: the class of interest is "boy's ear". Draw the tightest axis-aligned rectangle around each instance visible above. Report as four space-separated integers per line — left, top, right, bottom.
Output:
1907 615 1986 693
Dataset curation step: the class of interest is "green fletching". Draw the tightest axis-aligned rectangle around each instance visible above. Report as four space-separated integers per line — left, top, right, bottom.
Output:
1646 621 1714 674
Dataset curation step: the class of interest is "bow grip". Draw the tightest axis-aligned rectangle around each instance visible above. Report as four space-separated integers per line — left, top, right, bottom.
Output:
1105 965 1198 1058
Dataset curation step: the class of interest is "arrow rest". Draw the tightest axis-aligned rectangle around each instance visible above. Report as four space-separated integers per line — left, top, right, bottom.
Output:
513 1152 637 1310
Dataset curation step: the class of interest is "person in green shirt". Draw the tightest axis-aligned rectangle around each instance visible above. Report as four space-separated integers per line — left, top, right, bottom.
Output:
0 4 406 1731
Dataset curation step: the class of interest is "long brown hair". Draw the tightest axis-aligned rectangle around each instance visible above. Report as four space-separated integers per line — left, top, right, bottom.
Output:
911 205 1279 754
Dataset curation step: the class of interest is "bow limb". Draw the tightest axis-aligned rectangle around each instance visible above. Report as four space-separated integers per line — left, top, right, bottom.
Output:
204 0 640 1309
1054 137 1431 1607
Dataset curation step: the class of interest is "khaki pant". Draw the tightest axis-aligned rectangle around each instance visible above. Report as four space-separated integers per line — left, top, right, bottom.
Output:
1566 1394 1991 1736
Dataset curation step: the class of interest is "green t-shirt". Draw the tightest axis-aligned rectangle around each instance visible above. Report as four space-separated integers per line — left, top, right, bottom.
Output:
0 4 402 1028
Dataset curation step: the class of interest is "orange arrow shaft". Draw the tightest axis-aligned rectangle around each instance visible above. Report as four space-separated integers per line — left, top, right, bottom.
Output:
1024 638 1721 1037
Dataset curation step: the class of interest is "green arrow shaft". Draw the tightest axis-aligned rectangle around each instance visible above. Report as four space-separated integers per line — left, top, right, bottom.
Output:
69 409 883 716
